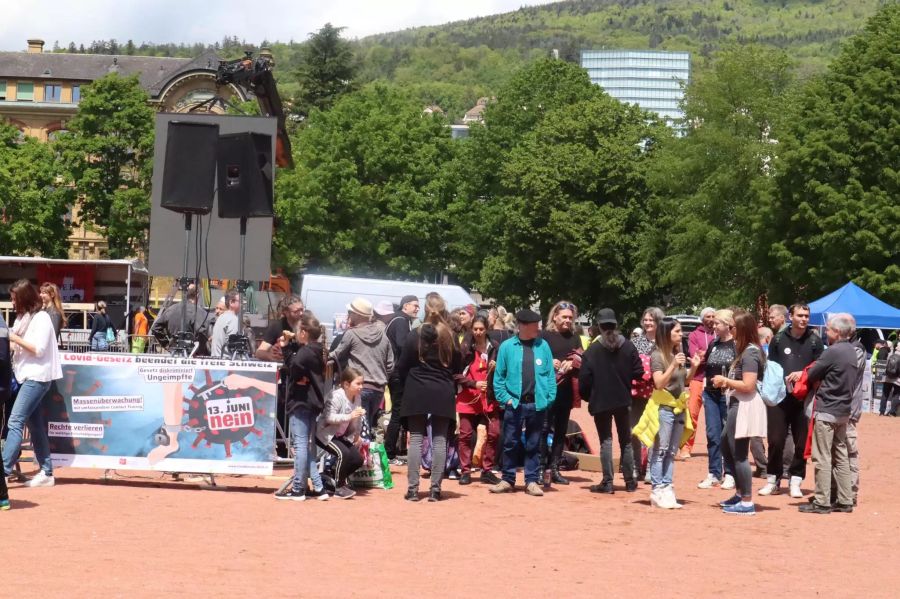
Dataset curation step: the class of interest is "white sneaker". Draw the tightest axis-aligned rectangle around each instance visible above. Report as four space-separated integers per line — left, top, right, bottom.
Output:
697 474 720 489
663 485 684 509
26 472 56 488
789 476 803 498
758 476 780 496
650 488 664 508
721 474 736 490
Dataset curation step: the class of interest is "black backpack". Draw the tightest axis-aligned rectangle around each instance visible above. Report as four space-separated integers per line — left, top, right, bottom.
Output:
886 352 900 378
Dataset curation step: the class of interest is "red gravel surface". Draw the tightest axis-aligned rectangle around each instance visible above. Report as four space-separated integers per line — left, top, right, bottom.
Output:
4 408 898 598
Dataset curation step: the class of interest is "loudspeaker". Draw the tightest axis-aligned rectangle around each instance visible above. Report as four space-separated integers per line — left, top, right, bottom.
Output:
217 132 274 218
160 121 220 215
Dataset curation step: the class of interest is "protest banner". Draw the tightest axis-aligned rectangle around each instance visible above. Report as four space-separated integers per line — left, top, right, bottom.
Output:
47 354 278 475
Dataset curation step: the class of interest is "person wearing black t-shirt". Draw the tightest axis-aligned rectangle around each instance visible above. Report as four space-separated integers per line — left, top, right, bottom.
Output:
540 301 583 486
697 309 737 490
256 295 304 458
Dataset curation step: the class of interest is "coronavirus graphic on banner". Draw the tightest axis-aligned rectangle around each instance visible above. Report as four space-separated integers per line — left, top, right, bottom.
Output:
183 370 267 458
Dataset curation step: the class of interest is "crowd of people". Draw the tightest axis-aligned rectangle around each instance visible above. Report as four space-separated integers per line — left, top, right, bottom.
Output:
258 291 888 515
2 278 897 516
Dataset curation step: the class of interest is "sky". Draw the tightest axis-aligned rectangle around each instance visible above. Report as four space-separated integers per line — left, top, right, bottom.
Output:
1 0 557 51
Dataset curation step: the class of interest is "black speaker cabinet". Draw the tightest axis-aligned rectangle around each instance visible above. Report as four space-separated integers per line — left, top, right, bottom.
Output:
160 121 220 215
217 132 274 218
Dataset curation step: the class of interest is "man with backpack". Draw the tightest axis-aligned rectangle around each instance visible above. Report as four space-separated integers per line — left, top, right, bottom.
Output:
880 342 900 416
763 303 824 498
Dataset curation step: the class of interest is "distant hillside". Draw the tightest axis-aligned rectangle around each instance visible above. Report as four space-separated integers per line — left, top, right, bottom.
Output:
52 0 885 119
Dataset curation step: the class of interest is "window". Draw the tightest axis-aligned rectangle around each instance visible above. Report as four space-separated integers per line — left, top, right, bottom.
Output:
0 81 6 101
72 84 81 103
16 81 33 101
44 83 62 102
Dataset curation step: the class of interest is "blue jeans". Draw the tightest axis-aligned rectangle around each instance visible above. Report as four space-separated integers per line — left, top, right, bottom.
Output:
90 331 108 352
359 388 384 433
649 407 684 489
501 402 543 485
703 388 732 479
3 379 53 476
289 408 323 494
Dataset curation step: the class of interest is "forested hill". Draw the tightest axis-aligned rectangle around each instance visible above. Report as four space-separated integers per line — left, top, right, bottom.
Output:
51 0 885 118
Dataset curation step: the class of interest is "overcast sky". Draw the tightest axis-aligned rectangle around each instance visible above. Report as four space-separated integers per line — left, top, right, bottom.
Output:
1 0 556 51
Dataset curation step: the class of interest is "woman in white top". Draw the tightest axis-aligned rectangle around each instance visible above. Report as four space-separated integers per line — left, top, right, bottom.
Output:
3 280 63 488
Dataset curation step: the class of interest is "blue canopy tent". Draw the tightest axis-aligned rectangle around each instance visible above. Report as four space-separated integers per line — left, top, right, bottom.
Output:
807 282 900 328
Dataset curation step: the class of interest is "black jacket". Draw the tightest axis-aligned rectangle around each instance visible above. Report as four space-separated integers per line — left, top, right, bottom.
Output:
579 335 644 415
399 328 462 421
768 325 824 398
385 313 413 381
286 342 326 415
89 312 115 340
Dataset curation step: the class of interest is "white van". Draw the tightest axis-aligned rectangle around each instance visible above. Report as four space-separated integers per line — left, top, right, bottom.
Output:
299 274 478 339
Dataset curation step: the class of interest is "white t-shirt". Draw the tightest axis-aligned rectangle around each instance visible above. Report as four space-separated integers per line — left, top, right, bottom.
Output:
13 311 63 383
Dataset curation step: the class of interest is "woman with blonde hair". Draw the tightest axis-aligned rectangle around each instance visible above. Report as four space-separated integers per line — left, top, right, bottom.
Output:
697 309 738 490
631 306 664 482
398 294 461 501
39 283 64 338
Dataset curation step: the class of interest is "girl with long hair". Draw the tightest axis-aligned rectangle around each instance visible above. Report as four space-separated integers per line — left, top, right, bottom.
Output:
398 294 461 501
631 306 664 482
712 310 767 515
317 367 367 499
456 315 501 486
3 280 63 489
276 312 330 501
647 318 701 508
39 283 64 338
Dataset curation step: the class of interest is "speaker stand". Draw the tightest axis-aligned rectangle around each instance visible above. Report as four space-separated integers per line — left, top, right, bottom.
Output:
171 213 196 358
226 217 253 361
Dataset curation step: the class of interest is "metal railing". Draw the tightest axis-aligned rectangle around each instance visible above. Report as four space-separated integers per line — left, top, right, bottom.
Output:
59 330 164 354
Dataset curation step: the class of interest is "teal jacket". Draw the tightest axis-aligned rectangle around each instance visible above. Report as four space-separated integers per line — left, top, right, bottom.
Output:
493 335 557 410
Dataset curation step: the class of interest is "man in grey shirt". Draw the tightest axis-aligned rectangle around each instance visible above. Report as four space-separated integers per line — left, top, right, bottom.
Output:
211 290 241 358
799 313 860 514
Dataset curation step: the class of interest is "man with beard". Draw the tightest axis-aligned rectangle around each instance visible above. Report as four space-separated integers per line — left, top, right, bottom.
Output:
540 301 583 486
579 309 644 493
379 295 419 464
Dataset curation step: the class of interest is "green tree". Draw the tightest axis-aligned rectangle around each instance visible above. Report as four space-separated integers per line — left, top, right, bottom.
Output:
443 59 604 306
644 44 795 308
293 23 357 118
275 83 456 277
763 4 900 304
0 122 74 256
56 74 155 258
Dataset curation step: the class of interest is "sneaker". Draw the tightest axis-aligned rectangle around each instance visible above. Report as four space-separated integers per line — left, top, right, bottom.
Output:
723 502 756 515
490 480 514 494
0 499 9 511
525 482 544 497
789 476 803 498
721 475 736 490
6 472 26 484
275 488 306 501
447 469 459 480
663 485 683 509
26 472 55 488
625 480 639 493
831 503 853 513
798 502 831 514
719 494 741 507
459 472 472 485
589 481 615 494
404 489 420 502
334 485 356 500
480 471 501 486
758 477 781 496
428 488 442 502
649 488 665 508
308 488 330 502
697 474 720 489
388 457 406 467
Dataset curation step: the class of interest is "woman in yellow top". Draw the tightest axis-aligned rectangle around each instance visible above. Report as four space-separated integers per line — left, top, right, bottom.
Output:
648 318 701 509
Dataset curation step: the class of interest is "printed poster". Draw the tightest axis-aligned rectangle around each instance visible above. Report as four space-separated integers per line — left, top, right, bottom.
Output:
48 353 278 475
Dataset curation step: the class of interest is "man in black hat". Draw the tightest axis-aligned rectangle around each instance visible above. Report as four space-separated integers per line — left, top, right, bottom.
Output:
579 308 644 493
489 309 557 497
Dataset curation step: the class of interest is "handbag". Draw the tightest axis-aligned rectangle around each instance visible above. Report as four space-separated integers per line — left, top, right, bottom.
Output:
106 326 116 343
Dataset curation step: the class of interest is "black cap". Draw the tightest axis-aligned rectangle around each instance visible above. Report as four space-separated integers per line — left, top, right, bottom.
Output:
515 309 541 323
597 308 617 326
399 295 418 308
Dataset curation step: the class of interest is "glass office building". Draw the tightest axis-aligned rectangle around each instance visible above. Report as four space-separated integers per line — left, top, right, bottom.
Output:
581 50 691 124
